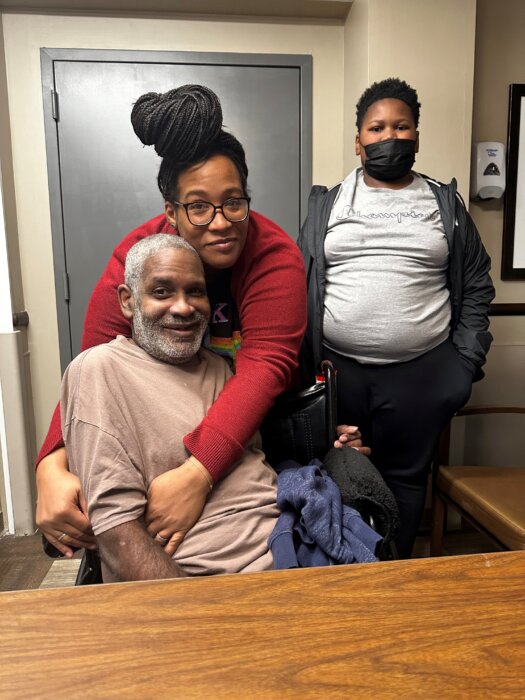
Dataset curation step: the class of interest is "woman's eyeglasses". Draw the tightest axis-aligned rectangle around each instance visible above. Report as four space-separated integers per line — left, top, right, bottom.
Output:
173 197 251 226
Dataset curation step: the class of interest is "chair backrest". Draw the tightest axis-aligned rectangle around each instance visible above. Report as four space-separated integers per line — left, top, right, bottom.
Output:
437 404 525 469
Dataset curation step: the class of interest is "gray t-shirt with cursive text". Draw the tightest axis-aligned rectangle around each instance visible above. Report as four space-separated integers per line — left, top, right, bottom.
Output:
323 169 451 364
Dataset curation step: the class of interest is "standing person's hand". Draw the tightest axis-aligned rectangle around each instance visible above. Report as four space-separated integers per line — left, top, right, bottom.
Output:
36 447 96 557
334 425 372 456
145 457 213 557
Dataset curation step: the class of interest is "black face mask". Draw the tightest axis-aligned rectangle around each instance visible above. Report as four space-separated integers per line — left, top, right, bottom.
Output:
363 138 416 181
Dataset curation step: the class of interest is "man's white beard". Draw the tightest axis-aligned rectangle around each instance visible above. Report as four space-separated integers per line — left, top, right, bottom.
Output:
132 306 208 365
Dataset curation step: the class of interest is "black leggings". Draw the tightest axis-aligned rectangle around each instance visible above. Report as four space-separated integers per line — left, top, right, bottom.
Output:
323 339 473 558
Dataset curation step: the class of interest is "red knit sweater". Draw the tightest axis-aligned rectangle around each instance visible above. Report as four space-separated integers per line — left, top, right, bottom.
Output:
37 211 307 481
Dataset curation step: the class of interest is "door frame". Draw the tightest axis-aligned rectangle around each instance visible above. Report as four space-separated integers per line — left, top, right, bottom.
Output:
40 47 312 368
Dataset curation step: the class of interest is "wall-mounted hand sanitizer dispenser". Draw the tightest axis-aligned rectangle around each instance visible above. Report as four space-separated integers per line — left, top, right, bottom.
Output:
470 142 506 200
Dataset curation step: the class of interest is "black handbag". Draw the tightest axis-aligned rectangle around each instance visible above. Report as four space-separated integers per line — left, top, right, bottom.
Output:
42 535 103 585
260 360 337 468
75 548 103 586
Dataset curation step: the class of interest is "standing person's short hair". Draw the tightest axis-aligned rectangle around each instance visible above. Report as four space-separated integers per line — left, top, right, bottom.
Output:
125 234 201 296
130 84 249 203
355 78 421 130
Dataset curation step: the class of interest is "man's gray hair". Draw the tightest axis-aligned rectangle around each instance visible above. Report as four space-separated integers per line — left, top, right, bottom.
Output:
125 234 201 295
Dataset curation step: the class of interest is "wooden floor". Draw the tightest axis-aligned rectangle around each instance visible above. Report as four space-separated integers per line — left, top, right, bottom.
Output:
0 526 499 593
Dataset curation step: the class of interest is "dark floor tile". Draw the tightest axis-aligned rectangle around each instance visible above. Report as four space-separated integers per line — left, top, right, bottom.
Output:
413 528 499 559
0 534 53 592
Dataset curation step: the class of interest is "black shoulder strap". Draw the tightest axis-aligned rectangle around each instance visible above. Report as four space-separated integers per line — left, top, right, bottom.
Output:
320 359 337 447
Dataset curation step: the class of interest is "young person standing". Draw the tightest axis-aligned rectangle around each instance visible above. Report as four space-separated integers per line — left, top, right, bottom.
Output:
298 78 494 558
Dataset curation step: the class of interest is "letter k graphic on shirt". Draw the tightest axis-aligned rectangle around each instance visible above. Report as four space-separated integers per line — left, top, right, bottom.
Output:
212 303 229 324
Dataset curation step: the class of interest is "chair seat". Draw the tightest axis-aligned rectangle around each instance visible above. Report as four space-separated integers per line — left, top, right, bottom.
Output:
437 467 525 550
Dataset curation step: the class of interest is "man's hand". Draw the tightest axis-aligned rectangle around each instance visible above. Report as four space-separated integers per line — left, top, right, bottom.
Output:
145 457 213 557
333 425 371 456
36 448 96 557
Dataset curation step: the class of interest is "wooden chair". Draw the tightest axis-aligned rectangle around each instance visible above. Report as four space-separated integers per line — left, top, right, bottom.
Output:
430 406 525 556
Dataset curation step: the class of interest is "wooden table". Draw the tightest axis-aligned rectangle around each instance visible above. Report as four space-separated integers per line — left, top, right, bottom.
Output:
1 551 524 699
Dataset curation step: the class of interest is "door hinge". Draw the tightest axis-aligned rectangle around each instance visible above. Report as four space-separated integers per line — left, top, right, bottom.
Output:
12 310 29 328
63 271 70 301
51 90 59 121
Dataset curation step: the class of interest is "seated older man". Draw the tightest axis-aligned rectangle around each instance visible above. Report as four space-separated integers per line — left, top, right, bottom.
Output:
61 235 278 582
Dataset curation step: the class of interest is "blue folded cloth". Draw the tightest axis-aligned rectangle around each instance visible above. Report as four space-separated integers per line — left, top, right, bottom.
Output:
269 461 382 569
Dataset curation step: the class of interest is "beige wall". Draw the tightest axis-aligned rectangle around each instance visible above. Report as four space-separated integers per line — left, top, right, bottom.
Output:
470 0 525 304
343 0 477 199
465 0 525 464
1 12 345 446
342 0 369 174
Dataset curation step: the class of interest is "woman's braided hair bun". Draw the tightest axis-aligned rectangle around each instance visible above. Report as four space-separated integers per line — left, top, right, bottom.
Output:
131 84 223 161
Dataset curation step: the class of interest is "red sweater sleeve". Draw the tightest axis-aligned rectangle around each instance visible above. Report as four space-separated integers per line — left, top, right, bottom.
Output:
36 214 171 464
183 211 307 479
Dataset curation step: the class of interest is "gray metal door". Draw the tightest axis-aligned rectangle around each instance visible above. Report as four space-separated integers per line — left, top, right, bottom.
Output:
41 49 312 369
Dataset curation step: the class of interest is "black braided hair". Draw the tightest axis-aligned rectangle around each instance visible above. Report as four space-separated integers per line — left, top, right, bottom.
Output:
355 77 420 130
131 84 248 201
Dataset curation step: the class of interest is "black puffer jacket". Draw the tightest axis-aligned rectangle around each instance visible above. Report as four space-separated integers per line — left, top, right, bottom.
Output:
297 169 495 384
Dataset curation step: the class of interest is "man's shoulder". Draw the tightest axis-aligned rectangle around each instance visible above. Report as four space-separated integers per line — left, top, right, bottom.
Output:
65 338 131 380
72 337 124 362
60 341 131 427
